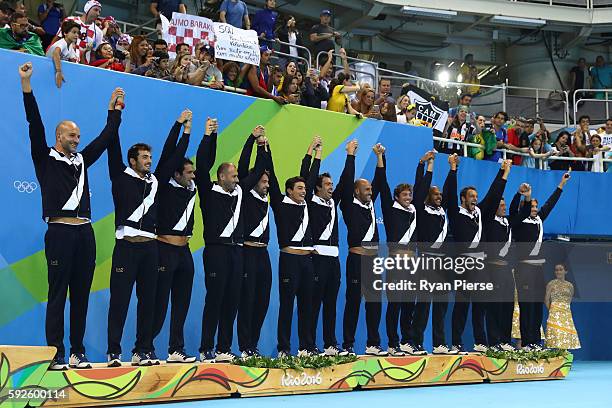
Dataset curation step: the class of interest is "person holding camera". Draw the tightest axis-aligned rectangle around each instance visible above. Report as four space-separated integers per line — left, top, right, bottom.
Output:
90 42 131 73
38 0 64 49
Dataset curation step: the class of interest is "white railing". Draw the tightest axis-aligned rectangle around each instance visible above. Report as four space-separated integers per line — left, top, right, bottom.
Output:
432 135 612 172
75 12 158 38
316 51 379 86
274 38 312 68
572 88 612 125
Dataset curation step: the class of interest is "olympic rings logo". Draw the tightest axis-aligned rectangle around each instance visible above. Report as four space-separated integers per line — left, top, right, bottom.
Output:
14 180 38 193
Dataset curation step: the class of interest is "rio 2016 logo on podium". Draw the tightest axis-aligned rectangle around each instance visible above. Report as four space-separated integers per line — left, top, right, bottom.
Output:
281 372 323 386
515 363 545 375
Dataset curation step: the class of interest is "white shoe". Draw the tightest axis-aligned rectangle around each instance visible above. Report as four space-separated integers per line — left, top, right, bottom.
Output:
107 353 121 368
433 345 458 355
499 343 516 352
387 347 406 356
131 352 153 366
200 350 216 363
69 353 92 369
214 351 236 363
324 345 349 356
167 350 197 363
365 345 388 356
399 343 415 354
277 350 291 358
473 344 488 353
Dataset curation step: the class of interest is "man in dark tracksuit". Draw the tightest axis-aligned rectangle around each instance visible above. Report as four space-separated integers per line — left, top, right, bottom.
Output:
197 119 267 363
237 126 273 358
484 183 530 352
447 158 512 354
409 153 457 355
268 144 317 357
301 138 354 356
510 171 570 350
152 110 197 363
341 143 388 356
374 149 419 356
19 62 121 370
106 110 190 367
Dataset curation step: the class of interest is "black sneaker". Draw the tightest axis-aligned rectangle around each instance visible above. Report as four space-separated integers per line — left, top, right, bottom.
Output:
240 349 253 359
200 349 216 363
251 348 262 357
147 351 160 365
344 346 356 356
412 344 428 356
69 353 92 369
49 356 68 371
107 353 122 367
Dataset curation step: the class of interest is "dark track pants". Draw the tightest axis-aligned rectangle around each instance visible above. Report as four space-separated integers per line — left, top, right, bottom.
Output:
486 263 515 346
107 239 159 355
342 253 382 349
277 252 314 352
237 246 272 351
385 268 416 348
515 262 545 345
152 241 195 354
200 244 243 352
45 223 96 357
311 254 341 349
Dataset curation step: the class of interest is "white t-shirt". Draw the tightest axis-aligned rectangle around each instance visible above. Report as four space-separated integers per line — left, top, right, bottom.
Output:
56 16 103 63
288 31 298 58
46 39 80 63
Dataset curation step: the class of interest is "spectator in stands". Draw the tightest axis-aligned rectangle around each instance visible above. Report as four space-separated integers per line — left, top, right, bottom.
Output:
268 65 283 96
116 33 131 53
199 0 221 20
569 57 590 102
599 118 612 147
91 42 130 72
586 134 611 172
278 74 299 103
14 1 45 39
506 117 524 165
590 55 612 100
301 67 328 109
101 16 122 50
375 77 394 105
486 111 508 161
380 101 397 122
190 44 224 88
570 129 587 171
171 52 192 83
520 138 556 169
219 0 249 29
151 0 186 20
129 35 153 75
47 20 80 88
350 83 371 111
57 0 103 64
448 93 473 118
327 72 361 114
0 2 12 29
246 45 285 104
466 66 480 96
441 105 476 156
549 131 574 171
276 15 304 66
395 94 410 124
576 114 596 143
459 53 475 83
0 11 44 55
145 50 172 79
355 88 380 118
310 9 341 67
252 0 277 43
222 61 247 89
404 60 418 85
37 0 63 49
154 39 168 53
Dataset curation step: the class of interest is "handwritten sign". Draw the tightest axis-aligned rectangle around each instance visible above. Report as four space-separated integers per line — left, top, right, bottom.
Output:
213 22 260 66
161 12 215 59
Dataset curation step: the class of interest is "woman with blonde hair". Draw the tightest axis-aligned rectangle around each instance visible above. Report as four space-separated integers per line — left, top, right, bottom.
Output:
395 94 411 124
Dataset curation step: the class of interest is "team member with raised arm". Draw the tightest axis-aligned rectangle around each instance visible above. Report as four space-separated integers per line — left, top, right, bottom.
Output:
510 170 571 350
19 62 123 370
409 152 457 355
106 110 191 368
446 158 513 354
196 119 267 363
484 180 530 352
236 126 273 358
267 141 318 357
340 143 387 356
301 137 356 357
151 110 198 364
374 146 419 356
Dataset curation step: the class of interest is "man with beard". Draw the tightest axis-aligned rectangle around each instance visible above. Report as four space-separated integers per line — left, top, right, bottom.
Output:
0 12 44 55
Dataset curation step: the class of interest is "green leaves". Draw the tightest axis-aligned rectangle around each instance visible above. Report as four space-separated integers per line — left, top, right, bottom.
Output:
232 355 358 371
484 348 570 364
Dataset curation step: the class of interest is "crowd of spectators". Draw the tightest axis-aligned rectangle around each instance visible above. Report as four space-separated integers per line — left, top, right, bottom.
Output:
0 0 610 172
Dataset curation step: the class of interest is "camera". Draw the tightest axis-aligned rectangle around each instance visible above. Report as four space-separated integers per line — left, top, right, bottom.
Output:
113 49 126 61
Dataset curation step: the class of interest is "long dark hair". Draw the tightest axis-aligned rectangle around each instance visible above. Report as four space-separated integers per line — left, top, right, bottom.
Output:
328 72 350 96
280 74 295 97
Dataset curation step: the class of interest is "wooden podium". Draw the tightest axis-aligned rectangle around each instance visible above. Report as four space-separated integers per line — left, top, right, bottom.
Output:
0 345 573 408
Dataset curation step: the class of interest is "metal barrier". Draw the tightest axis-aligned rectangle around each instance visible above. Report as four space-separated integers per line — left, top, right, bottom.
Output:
316 51 379 87
274 38 313 67
327 64 376 84
270 49 311 71
75 11 158 38
432 135 611 172
572 88 612 125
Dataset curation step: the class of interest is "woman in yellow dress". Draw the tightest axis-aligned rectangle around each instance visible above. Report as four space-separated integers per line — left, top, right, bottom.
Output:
545 264 581 350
